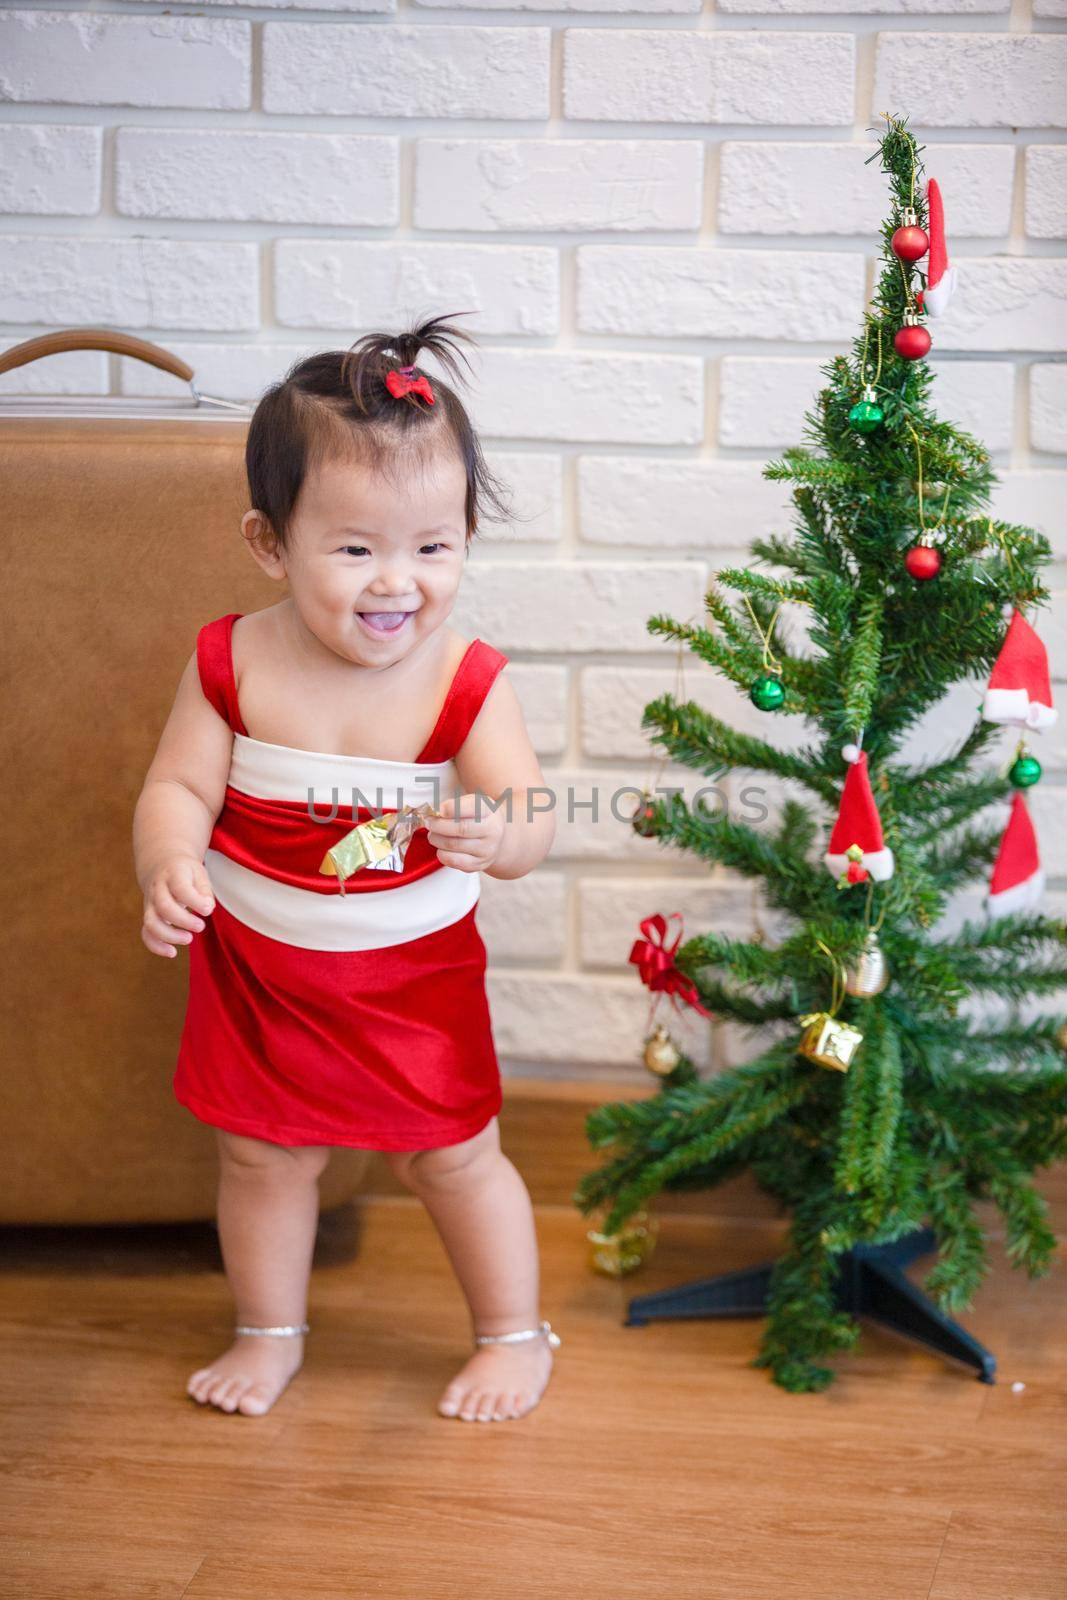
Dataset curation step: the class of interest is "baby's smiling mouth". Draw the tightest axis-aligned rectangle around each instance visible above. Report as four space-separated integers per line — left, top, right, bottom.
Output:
357 610 415 635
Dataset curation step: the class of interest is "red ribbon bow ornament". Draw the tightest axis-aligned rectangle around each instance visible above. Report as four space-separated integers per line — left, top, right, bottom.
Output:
384 366 435 405
628 912 712 1019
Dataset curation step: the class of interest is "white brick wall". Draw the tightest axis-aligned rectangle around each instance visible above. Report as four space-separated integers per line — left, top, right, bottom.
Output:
0 236 259 328
116 129 401 226
1 3 1064 1083
273 240 559 334
718 142 1016 236
563 30 856 124
1026 146 1067 239
0 13 252 109
0 124 102 215
262 24 551 119
413 139 705 232
873 34 1067 129
577 243 866 340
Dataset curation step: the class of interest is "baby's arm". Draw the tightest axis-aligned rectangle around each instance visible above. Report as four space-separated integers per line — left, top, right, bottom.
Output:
132 651 234 958
451 669 556 881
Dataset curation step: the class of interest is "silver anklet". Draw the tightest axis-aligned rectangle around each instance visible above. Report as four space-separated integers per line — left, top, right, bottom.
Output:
234 1322 310 1337
474 1318 561 1350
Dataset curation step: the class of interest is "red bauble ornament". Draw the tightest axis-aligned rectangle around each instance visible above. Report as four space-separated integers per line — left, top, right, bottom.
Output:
892 224 929 263
894 320 932 360
891 208 929 264
905 543 941 581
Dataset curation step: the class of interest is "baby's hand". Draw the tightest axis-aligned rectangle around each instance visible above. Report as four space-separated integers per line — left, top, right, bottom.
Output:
425 793 506 874
141 855 216 958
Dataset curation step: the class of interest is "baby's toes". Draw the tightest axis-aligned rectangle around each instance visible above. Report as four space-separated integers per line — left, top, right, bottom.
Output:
438 1382 469 1418
224 1377 255 1413
218 1378 250 1412
194 1370 225 1403
187 1367 218 1402
237 1383 274 1417
205 1374 238 1409
459 1388 488 1422
474 1393 497 1423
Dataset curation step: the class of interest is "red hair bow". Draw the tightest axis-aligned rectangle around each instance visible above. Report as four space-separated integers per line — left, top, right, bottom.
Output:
628 912 712 1019
385 366 435 405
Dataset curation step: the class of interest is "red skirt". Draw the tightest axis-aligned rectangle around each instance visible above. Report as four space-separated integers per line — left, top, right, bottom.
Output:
173 899 502 1152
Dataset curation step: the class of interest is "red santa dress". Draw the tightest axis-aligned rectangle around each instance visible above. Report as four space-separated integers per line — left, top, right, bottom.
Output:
173 612 508 1151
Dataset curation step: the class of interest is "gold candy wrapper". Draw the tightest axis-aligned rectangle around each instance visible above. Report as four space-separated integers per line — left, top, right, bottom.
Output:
797 1011 864 1072
318 802 442 895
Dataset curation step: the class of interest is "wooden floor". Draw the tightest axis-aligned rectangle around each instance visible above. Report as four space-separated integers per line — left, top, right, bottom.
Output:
1 1197 1064 1600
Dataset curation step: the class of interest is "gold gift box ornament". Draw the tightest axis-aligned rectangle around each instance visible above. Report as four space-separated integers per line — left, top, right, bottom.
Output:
794 936 865 1072
318 802 441 895
797 1012 864 1072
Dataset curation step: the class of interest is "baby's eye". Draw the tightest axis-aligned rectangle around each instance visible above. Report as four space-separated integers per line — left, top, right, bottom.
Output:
343 545 369 557
420 543 444 555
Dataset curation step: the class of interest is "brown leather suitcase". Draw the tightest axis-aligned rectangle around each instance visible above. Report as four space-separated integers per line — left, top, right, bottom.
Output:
0 330 371 1222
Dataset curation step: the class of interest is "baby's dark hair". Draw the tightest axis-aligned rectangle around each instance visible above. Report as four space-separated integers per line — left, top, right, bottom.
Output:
245 312 515 552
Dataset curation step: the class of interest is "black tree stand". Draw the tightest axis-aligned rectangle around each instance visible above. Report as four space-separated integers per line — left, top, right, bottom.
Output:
626 1226 997 1383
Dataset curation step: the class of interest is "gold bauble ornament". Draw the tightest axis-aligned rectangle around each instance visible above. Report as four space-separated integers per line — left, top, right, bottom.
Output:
797 1012 864 1073
843 931 890 998
587 1209 658 1277
643 1023 681 1076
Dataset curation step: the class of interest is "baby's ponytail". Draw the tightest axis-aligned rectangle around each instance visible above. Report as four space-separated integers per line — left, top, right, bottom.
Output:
340 312 478 416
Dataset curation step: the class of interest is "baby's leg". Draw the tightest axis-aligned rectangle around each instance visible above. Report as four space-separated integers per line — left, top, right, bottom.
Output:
386 1118 556 1423
186 1129 331 1416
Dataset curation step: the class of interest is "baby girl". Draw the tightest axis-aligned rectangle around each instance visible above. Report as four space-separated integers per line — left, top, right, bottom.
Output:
132 314 559 1422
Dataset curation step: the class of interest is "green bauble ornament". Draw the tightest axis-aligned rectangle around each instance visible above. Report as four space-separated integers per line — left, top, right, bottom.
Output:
749 673 785 712
848 385 884 434
1009 752 1042 789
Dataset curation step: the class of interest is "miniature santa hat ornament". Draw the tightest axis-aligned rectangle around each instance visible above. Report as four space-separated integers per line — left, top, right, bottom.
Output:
825 749 894 887
914 178 957 318
988 792 1045 915
982 608 1057 731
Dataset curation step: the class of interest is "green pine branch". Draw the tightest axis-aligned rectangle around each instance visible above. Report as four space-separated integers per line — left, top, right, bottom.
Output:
936 913 1067 959
923 1167 988 1312
988 1170 1058 1278
641 695 838 802
842 593 884 737
753 1202 863 1393
914 772 1013 848
890 720 1004 810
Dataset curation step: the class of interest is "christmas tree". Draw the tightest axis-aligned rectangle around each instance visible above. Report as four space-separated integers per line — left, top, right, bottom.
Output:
574 115 1067 1393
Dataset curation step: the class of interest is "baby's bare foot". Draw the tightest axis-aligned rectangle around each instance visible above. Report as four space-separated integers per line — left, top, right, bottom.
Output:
186 1332 305 1417
438 1327 557 1422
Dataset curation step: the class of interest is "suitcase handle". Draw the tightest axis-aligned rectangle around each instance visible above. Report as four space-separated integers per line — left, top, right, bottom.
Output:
0 327 248 410
0 328 194 381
